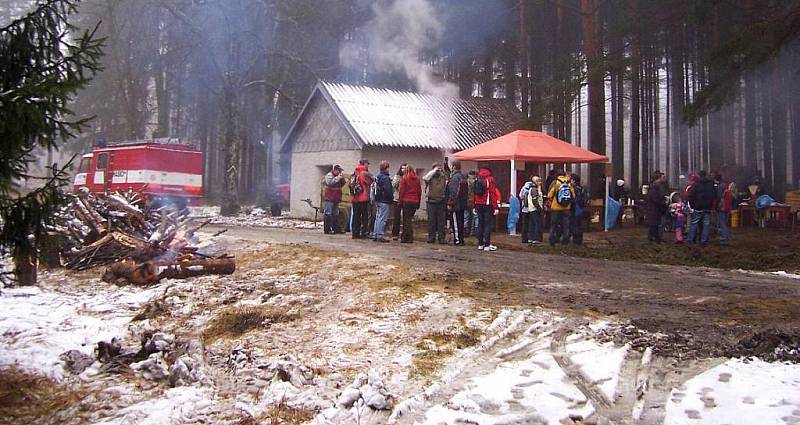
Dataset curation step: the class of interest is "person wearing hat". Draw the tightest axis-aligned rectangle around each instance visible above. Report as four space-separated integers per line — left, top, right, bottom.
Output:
322 164 345 234
611 178 629 227
645 170 668 243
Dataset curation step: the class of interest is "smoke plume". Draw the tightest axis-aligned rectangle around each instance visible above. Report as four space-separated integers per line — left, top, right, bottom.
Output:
341 0 459 97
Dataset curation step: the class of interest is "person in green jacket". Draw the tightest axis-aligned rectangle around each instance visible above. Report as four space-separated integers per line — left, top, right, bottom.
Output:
423 162 448 244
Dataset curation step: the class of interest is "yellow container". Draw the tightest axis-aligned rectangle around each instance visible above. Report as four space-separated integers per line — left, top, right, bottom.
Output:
731 209 740 228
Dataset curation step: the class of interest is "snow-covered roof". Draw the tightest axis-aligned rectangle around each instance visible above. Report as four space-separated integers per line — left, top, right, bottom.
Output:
283 81 522 152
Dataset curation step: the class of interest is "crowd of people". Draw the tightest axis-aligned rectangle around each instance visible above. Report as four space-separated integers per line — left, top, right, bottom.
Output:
320 159 591 251
320 156 756 251
633 169 742 246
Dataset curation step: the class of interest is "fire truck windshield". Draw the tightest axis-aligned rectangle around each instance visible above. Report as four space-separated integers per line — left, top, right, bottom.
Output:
78 157 92 173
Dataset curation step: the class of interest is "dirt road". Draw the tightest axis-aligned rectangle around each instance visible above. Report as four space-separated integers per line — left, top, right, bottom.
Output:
207 224 800 360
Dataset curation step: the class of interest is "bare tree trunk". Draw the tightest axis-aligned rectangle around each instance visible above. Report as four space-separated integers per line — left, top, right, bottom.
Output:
220 83 241 216
13 248 37 286
761 77 773 193
581 0 606 195
610 32 624 180
481 54 493 98
771 59 787 200
670 25 687 183
793 81 800 189
629 0 641 189
154 57 171 138
519 0 529 119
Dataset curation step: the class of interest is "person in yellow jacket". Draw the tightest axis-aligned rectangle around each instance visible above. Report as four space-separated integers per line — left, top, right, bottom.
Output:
547 170 575 246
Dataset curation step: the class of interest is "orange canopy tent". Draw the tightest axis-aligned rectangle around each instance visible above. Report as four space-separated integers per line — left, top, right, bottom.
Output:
454 130 608 163
455 130 609 234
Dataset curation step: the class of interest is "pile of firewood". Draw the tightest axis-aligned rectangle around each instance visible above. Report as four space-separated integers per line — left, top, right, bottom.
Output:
48 188 234 285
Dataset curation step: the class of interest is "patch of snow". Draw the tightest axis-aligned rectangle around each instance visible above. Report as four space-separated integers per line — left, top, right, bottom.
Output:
664 358 800 425
736 269 800 280
0 279 161 379
566 338 630 402
418 349 595 424
94 386 216 425
190 205 320 229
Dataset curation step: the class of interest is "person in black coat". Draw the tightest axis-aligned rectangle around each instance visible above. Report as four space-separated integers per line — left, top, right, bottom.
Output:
645 171 668 243
686 170 717 246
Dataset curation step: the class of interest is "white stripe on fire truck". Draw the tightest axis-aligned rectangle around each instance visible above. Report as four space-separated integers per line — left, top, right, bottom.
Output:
111 170 202 186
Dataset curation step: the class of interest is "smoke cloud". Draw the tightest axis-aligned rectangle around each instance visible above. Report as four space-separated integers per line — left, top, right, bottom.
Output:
340 0 459 97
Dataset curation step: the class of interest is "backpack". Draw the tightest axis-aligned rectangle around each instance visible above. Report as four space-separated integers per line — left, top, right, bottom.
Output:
473 177 486 196
456 175 468 201
369 180 377 202
350 172 363 196
556 182 572 206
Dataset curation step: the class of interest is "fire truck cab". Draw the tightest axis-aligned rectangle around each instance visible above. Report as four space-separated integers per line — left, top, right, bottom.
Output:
73 140 203 207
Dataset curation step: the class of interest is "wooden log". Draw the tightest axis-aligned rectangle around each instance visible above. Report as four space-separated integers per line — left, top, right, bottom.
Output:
156 258 235 280
102 260 159 285
101 257 236 285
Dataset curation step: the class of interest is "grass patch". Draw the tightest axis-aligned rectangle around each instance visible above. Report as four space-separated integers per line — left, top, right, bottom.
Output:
238 399 316 425
237 244 345 272
424 327 483 350
493 227 800 272
410 347 454 379
202 306 297 343
0 367 87 425
410 325 483 379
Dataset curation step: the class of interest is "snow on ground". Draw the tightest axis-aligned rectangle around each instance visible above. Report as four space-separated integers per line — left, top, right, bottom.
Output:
0 273 162 379
737 269 800 280
664 358 800 425
3 237 800 424
420 345 595 424
189 205 320 229
93 386 217 425
566 332 630 402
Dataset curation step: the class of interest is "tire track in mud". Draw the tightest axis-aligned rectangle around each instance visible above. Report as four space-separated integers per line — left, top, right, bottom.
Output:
550 321 620 424
389 309 541 424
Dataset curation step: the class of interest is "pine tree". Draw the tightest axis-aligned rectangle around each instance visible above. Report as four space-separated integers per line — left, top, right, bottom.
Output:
0 0 103 285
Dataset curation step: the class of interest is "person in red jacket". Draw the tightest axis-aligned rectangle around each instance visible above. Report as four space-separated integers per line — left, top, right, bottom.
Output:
473 167 500 251
350 160 373 239
398 165 422 243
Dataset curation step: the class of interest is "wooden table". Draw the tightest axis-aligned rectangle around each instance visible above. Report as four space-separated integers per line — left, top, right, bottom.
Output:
738 204 792 228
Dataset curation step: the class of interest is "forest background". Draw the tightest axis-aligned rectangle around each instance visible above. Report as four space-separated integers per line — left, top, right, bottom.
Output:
4 0 799 208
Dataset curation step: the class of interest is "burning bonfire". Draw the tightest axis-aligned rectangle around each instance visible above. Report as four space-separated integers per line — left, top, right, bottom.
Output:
49 188 234 285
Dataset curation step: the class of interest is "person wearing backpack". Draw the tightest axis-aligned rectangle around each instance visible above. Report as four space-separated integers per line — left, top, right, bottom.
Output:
350 159 373 239
399 165 422 243
546 170 574 246
390 164 407 240
528 176 545 244
569 174 589 245
371 161 394 243
464 170 478 239
473 167 500 251
322 165 346 234
423 162 448 244
686 170 716 246
519 176 536 244
446 160 468 246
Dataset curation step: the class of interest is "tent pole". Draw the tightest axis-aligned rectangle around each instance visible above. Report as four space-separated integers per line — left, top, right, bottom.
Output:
509 159 517 235
604 172 610 232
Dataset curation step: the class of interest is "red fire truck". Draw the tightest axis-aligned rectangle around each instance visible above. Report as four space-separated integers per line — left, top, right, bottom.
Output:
72 140 203 207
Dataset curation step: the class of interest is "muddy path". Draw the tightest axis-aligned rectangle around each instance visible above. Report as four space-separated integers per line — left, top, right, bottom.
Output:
206 225 800 360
